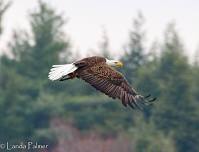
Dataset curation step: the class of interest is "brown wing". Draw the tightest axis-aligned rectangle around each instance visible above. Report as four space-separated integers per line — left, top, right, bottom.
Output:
74 56 106 68
77 63 144 109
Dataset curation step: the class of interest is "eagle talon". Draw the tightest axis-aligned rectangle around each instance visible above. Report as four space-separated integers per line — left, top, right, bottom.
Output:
143 97 156 104
136 94 156 106
144 94 151 98
148 97 157 102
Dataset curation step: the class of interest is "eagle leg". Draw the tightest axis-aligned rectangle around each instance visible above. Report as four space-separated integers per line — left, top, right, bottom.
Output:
139 95 157 105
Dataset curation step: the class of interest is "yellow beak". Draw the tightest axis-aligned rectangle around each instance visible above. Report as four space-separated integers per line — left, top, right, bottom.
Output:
116 61 123 67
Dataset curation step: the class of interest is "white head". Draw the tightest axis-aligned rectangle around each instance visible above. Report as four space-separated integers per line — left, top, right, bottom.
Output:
106 59 123 68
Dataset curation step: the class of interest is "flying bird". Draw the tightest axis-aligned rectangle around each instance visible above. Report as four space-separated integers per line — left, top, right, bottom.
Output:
48 56 156 109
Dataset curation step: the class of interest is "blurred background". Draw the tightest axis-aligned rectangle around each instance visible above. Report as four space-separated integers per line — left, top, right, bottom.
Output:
0 0 199 152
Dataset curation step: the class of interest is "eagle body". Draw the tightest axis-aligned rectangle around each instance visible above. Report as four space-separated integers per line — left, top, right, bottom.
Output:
75 57 124 82
48 56 156 109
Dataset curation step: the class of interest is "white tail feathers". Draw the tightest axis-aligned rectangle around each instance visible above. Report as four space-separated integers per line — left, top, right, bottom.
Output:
48 63 78 81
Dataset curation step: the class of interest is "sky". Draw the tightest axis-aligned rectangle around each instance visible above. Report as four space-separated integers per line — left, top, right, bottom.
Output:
1 0 199 59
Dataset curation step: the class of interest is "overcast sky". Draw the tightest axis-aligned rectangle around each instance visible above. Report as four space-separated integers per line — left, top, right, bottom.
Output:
1 0 199 58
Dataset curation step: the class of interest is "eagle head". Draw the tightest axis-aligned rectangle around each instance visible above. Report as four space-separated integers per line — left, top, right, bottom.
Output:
106 59 123 68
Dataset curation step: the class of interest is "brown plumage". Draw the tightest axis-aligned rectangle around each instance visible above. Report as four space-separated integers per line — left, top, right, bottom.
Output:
49 56 156 109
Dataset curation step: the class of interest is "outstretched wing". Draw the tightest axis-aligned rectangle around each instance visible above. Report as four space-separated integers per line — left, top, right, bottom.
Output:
77 63 155 109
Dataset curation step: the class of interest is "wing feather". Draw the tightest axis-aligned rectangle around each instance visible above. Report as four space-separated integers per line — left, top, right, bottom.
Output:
77 63 143 108
127 94 135 108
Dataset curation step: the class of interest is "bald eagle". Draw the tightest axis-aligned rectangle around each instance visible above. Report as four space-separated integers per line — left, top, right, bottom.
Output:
48 56 156 109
